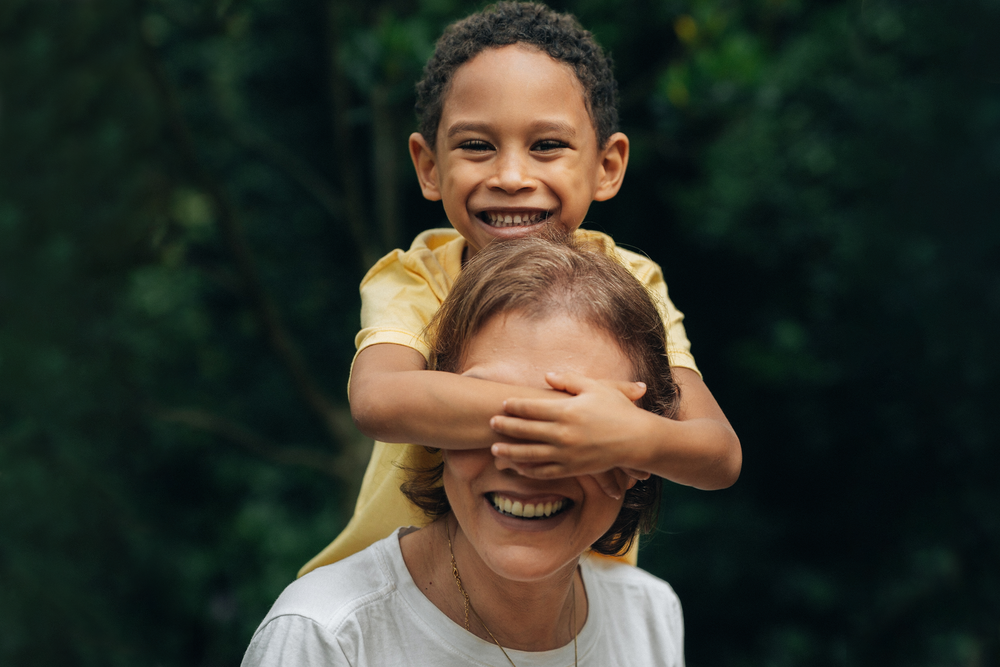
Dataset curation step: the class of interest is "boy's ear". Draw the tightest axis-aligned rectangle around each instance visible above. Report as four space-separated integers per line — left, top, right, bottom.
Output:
409 132 442 201
593 132 630 202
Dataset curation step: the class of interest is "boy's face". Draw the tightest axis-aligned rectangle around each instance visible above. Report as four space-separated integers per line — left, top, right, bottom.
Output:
409 45 629 256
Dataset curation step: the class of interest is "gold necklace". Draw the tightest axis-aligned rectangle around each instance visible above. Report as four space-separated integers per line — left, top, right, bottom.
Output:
447 522 579 667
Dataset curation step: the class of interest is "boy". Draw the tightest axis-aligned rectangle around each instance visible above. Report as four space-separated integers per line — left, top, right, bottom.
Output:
299 1 740 575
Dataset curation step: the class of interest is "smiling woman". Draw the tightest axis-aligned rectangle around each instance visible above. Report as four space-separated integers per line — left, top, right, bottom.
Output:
241 234 686 666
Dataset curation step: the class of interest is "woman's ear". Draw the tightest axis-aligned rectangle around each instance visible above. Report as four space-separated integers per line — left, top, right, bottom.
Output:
593 131 630 202
409 132 442 201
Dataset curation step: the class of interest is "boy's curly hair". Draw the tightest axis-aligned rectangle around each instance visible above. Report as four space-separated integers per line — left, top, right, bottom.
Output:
415 1 619 149
401 231 680 557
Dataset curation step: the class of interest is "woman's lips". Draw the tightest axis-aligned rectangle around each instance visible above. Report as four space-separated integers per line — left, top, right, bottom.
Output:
488 492 571 519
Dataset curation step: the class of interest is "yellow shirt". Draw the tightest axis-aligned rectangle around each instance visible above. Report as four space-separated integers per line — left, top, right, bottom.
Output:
298 229 698 576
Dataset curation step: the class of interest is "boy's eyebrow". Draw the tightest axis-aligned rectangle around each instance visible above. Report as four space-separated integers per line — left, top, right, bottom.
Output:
530 120 578 137
446 122 489 138
446 120 578 138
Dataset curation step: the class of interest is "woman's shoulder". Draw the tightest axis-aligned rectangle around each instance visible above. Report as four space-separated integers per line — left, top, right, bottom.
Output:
581 558 685 665
583 556 680 598
262 534 400 632
242 535 406 665
243 528 493 666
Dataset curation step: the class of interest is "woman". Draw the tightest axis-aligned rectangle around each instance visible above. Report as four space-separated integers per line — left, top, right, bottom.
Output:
242 235 685 666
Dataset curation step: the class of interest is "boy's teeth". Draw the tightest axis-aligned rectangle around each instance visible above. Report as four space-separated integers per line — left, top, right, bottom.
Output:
483 211 546 227
491 494 565 518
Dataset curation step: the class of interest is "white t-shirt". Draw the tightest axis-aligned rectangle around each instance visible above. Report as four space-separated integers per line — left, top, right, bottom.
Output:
243 528 684 666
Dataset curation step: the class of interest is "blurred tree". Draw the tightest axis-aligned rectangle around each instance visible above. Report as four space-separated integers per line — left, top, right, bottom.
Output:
616 0 1000 664
0 0 996 665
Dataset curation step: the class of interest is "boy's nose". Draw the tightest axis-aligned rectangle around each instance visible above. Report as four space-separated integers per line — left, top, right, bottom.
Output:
487 150 535 193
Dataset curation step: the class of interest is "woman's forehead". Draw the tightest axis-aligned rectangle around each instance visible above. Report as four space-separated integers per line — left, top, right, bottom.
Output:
459 311 632 385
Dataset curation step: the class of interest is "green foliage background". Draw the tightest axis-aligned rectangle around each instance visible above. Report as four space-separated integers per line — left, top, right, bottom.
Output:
1 0 997 664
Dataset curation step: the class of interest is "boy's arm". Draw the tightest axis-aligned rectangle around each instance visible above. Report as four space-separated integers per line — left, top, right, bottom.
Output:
350 343 573 450
663 367 742 488
489 367 742 490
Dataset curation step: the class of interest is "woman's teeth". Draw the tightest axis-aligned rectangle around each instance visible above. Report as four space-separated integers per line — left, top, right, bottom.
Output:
490 493 566 519
481 211 548 227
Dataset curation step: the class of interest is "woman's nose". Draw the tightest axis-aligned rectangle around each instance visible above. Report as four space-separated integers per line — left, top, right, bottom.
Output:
492 453 526 476
487 150 535 193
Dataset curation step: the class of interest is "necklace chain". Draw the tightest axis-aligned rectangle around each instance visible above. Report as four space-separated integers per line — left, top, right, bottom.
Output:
447 522 578 667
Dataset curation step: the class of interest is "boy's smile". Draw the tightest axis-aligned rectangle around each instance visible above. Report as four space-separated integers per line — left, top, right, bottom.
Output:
409 45 629 256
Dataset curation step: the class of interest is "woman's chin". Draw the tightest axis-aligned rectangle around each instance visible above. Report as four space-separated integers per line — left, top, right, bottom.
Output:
478 544 579 583
456 494 613 583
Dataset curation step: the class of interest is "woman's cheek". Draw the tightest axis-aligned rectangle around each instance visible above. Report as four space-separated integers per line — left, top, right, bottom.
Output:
579 477 626 532
442 449 494 489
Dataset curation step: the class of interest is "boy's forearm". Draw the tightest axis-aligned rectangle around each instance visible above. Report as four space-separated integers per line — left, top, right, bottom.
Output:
351 370 494 448
350 353 558 449
630 411 742 490
637 367 742 489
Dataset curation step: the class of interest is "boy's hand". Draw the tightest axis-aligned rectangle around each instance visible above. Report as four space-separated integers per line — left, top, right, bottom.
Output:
489 371 653 498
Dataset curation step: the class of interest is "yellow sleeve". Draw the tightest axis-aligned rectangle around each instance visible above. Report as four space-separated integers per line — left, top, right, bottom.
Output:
350 229 466 379
626 252 700 376
579 230 701 376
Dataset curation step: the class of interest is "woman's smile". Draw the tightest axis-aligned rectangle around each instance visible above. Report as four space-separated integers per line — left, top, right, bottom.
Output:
488 492 570 519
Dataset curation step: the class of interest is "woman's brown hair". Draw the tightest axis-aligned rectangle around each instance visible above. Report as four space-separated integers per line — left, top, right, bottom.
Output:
402 231 680 556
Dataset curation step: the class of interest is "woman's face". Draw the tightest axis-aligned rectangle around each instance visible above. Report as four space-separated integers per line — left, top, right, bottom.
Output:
443 310 633 583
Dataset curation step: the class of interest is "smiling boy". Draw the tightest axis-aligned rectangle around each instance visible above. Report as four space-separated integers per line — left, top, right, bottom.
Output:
411 45 621 255
299 2 741 576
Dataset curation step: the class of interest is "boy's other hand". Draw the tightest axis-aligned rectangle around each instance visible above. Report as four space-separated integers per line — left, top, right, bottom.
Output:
489 371 654 497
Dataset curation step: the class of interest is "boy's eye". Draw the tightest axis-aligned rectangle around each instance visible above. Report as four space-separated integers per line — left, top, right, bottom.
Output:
532 139 568 152
460 139 494 152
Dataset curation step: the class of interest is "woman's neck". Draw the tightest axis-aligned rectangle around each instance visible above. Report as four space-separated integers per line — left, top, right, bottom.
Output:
400 517 587 652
